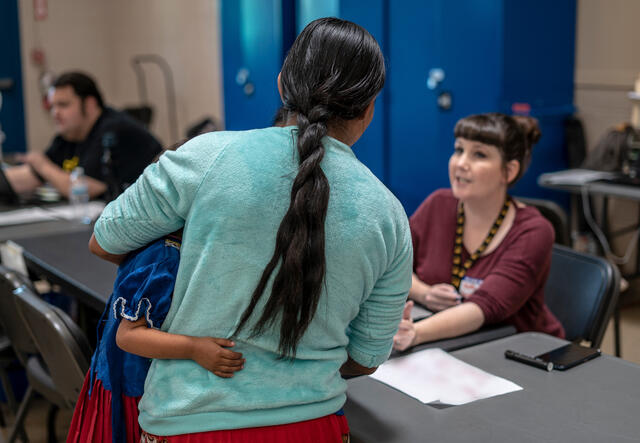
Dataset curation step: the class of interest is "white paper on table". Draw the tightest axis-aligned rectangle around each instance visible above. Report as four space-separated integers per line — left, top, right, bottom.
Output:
0 201 105 226
370 348 522 405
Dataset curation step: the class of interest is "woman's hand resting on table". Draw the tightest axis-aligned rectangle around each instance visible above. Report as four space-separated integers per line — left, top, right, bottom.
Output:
393 301 417 351
420 283 461 311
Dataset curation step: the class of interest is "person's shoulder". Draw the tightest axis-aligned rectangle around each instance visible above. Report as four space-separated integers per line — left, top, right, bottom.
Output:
512 205 555 243
428 188 456 204
515 204 554 229
100 107 138 127
188 127 281 148
333 160 409 240
345 163 407 219
96 108 158 141
160 129 279 168
411 188 456 218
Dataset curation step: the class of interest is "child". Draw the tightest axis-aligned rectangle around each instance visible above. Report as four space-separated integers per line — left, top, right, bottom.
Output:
67 232 244 443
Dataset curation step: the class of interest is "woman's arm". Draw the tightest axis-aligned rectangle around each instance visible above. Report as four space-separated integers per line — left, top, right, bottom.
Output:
394 301 484 351
414 302 484 343
116 318 245 378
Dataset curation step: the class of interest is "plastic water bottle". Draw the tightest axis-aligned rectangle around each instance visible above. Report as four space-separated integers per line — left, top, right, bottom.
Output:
69 167 91 224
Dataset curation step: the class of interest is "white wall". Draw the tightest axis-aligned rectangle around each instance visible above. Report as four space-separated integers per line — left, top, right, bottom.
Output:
18 0 223 150
18 0 114 152
574 0 640 149
574 0 640 275
108 0 224 146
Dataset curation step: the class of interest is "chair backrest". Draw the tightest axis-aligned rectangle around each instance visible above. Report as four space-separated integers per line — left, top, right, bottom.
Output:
0 266 39 366
516 197 570 246
122 105 153 128
12 282 91 407
544 245 620 348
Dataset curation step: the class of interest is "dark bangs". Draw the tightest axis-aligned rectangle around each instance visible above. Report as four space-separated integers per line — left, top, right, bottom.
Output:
454 114 506 149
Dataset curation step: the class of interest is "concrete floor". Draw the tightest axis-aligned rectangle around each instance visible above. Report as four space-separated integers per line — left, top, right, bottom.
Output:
0 398 73 442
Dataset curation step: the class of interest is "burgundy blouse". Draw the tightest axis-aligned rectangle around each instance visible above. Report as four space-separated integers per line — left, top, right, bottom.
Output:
410 189 564 338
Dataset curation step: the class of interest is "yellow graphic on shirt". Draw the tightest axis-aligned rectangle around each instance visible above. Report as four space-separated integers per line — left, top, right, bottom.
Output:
62 156 79 172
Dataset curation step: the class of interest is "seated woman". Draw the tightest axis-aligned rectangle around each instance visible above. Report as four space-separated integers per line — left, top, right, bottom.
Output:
393 113 565 351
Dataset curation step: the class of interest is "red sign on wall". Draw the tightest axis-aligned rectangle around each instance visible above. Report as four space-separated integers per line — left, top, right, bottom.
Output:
34 0 48 21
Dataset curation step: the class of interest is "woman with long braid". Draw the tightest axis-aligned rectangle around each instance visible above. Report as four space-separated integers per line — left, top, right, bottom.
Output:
89 18 412 442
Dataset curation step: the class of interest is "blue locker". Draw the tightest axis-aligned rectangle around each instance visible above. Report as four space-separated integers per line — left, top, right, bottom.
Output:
0 0 27 154
501 0 576 204
387 0 575 214
220 0 291 130
220 0 576 213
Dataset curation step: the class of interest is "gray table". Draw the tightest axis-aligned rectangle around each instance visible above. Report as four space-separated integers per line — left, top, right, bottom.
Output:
391 324 516 356
16 228 116 311
0 219 91 242
0 198 97 242
345 332 640 443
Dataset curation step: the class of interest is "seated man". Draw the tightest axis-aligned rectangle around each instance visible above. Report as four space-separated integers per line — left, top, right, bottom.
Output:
5 71 162 201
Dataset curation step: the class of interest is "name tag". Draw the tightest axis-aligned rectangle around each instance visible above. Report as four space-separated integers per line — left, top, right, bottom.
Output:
459 276 483 297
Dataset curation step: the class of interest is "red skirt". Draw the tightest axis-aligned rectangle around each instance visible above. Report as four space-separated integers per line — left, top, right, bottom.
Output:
140 413 350 443
66 374 142 443
69 373 349 443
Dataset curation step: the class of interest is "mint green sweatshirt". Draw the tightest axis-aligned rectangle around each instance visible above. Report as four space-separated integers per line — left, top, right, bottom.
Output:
94 126 412 435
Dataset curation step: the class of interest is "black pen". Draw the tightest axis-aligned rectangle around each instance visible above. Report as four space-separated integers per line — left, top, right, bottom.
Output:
504 350 553 372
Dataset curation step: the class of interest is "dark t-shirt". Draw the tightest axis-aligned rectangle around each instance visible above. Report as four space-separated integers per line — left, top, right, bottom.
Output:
45 107 162 199
410 188 565 338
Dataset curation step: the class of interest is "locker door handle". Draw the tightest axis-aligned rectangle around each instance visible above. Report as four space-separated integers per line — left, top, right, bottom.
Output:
426 68 445 90
235 68 250 86
235 69 255 96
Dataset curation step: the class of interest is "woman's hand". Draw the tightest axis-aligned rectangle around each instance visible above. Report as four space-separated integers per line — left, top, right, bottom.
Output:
190 337 245 378
393 301 417 351
421 283 460 311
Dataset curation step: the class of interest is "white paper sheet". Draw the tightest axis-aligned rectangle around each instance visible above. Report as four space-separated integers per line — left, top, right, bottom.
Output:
370 348 522 405
0 201 105 226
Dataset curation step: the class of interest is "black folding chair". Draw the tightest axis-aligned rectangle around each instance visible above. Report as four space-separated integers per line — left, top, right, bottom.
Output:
0 326 18 424
13 283 91 442
0 328 14 442
0 267 43 442
0 266 91 442
544 245 620 348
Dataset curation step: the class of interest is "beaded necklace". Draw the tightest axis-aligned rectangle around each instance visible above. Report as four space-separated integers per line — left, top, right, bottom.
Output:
451 197 511 290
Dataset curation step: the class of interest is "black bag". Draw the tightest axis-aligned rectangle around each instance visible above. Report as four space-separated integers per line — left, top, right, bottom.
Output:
582 123 640 177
